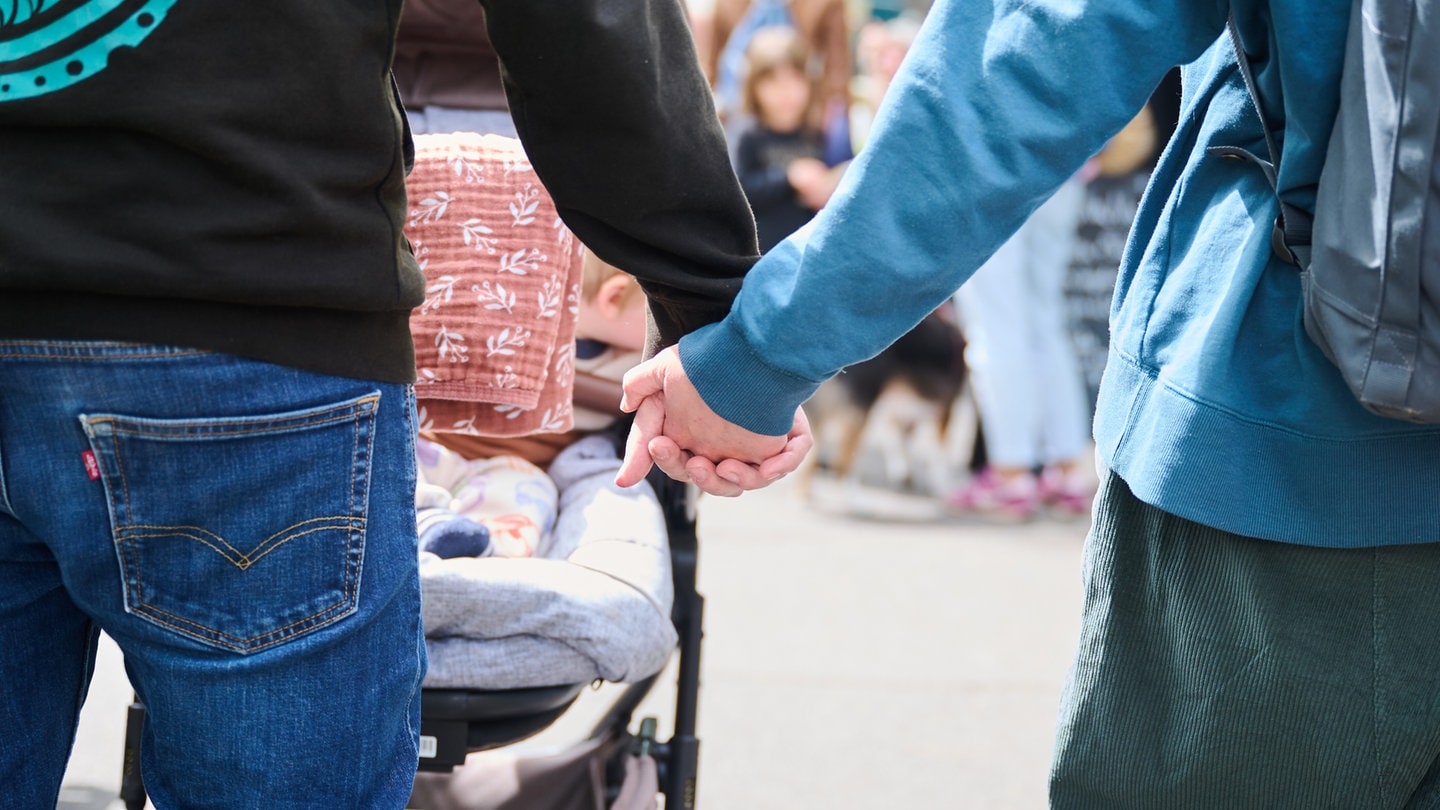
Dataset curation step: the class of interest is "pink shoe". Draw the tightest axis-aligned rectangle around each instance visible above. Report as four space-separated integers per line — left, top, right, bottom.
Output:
1038 466 1095 518
947 469 1040 522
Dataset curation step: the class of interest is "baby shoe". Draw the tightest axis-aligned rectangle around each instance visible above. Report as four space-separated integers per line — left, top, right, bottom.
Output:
418 510 492 559
946 468 1040 522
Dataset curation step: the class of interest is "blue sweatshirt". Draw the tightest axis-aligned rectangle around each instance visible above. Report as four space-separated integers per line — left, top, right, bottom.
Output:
679 0 1440 548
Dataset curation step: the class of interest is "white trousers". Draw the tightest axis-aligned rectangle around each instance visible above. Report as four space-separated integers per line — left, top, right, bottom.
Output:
954 178 1092 469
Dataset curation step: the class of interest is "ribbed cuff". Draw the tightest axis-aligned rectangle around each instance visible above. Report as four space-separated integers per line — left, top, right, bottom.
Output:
678 318 820 436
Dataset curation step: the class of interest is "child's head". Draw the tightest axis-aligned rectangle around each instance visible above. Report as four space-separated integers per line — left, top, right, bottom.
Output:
857 17 919 86
577 249 647 353
742 26 816 134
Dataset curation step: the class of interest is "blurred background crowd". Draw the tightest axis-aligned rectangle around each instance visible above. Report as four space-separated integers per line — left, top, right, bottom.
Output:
688 0 1183 523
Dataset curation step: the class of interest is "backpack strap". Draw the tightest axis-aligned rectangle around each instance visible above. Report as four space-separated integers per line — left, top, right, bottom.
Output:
1207 12 1314 267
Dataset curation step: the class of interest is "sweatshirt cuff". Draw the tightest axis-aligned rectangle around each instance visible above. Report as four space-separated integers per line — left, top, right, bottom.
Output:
678 317 821 437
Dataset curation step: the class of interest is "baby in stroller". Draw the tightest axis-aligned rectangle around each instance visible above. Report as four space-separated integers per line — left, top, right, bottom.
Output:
400 132 696 810
414 249 651 560
413 245 678 691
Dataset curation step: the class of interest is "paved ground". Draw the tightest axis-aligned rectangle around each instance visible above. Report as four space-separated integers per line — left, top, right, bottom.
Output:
59 474 1089 809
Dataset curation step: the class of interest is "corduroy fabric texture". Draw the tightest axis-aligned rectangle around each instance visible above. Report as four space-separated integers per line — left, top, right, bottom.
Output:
1051 471 1440 809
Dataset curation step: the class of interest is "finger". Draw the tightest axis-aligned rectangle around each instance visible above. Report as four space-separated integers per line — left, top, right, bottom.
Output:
619 348 673 412
755 448 804 482
756 434 812 481
687 456 745 498
648 435 696 484
756 407 815 481
615 396 664 487
714 458 774 491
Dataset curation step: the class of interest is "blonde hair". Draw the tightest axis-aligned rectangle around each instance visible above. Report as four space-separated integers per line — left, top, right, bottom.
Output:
581 248 643 305
741 25 818 125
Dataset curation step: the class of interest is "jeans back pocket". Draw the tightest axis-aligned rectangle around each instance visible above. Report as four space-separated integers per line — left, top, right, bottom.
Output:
80 393 381 654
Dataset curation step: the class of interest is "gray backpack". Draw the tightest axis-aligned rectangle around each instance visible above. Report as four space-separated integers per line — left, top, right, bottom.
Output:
1219 1 1440 423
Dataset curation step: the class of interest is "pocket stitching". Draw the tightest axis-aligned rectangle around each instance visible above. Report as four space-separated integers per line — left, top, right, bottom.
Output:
135 586 360 650
87 395 378 440
90 395 378 653
119 517 364 569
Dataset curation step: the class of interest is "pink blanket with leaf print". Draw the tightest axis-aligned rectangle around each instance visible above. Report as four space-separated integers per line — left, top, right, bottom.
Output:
406 133 584 437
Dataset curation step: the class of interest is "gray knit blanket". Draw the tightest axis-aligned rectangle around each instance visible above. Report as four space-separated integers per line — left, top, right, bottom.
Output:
419 436 677 689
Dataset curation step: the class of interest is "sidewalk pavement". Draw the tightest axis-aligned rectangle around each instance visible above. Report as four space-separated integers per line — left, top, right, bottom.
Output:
60 475 1088 809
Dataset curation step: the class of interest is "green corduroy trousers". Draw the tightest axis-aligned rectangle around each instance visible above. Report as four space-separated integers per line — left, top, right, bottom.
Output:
1051 472 1440 809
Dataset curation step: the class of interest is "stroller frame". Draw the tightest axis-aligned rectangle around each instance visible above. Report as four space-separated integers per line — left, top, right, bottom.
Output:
117 468 705 809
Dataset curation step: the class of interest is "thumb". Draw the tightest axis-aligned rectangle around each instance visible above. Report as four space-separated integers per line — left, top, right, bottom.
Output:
619 347 676 412
615 395 665 487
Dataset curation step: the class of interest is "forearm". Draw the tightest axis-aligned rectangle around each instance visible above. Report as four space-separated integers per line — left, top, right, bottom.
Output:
479 0 760 350
679 0 1226 435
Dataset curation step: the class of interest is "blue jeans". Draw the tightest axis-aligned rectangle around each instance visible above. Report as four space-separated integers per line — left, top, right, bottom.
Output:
0 342 425 808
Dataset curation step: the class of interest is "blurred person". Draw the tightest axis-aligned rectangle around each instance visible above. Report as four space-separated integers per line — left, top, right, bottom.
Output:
948 104 1157 521
733 26 848 251
705 0 852 165
947 174 1094 521
615 1 1440 805
0 2 758 806
1089 104 1158 178
849 14 921 152
868 0 936 20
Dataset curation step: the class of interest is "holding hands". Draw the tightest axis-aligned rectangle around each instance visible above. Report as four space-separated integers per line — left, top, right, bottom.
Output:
614 346 813 497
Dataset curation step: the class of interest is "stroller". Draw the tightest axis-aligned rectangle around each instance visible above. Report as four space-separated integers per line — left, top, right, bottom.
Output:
119 130 707 809
118 459 705 810
405 457 705 810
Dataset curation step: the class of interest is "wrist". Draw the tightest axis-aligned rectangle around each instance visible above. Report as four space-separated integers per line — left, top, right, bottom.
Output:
678 318 818 436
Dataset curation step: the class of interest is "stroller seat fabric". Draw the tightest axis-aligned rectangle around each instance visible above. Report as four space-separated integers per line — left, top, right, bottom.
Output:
420 436 678 689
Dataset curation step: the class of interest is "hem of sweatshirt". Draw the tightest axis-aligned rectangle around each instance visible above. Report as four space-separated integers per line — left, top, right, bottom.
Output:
1095 350 1440 548
678 318 821 437
0 291 416 384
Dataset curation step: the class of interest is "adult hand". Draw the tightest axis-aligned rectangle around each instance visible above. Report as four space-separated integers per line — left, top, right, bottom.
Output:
635 406 812 496
688 407 813 495
614 347 812 495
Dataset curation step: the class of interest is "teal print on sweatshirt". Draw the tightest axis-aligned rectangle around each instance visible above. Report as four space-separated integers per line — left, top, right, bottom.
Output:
0 0 177 102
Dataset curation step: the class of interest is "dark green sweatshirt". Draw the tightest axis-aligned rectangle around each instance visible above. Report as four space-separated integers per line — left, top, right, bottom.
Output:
0 0 759 382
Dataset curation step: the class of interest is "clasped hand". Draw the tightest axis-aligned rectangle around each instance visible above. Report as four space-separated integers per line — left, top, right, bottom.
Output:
614 346 812 497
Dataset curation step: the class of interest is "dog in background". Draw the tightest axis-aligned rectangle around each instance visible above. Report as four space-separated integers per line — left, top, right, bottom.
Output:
798 307 969 501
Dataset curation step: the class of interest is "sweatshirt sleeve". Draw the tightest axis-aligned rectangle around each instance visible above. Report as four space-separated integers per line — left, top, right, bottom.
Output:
478 0 760 352
678 0 1228 435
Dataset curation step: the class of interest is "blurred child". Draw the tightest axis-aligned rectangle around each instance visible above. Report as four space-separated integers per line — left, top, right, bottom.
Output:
732 26 849 251
415 250 650 559
706 0 852 141
849 15 920 152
